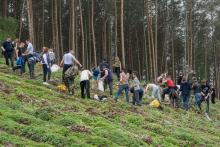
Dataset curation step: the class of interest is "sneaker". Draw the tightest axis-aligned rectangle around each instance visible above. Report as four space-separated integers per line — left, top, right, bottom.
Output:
43 82 50 86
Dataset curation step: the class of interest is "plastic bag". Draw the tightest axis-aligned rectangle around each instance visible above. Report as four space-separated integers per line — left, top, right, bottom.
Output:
149 100 160 108
98 80 104 92
51 64 60 72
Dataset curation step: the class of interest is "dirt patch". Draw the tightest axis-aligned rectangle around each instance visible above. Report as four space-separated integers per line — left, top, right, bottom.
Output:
85 108 98 116
70 125 90 133
142 136 153 145
16 93 37 104
102 108 125 118
0 82 13 94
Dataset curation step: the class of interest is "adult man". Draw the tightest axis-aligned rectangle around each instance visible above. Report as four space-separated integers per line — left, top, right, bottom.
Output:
114 68 130 102
23 39 35 79
180 76 191 110
1 38 14 67
60 50 82 81
101 66 113 95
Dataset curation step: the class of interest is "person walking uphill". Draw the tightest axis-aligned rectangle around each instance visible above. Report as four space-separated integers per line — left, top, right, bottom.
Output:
180 76 191 110
80 68 92 99
41 47 51 85
1 38 15 68
60 50 82 81
114 69 130 103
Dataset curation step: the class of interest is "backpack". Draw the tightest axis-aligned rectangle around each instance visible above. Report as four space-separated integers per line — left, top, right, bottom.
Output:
33 52 42 63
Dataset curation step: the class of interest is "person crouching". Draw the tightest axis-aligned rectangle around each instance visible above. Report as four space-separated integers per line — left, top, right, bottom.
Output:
80 68 92 99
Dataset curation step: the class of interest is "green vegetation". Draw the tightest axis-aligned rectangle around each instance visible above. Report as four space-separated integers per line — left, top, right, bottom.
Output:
0 17 18 43
0 58 220 147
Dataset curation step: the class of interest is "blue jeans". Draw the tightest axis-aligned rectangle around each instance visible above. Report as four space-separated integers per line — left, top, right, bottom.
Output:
43 64 51 82
28 60 35 79
181 94 190 110
115 84 129 102
195 93 210 114
151 86 161 101
133 89 144 105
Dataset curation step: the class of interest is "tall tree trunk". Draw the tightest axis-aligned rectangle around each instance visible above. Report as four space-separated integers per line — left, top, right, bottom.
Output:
26 0 35 46
120 0 125 68
114 0 118 57
19 0 25 40
2 0 8 17
91 0 97 66
79 0 85 66
42 0 45 46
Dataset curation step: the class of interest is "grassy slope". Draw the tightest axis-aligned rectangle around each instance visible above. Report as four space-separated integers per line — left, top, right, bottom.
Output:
0 58 220 147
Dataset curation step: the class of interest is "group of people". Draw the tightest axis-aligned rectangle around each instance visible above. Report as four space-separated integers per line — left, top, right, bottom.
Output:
1 38 55 83
1 37 217 117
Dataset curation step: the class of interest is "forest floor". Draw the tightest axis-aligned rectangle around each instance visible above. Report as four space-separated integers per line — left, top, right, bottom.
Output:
0 58 220 147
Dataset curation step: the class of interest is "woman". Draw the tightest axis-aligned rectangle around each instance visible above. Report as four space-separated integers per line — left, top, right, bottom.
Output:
41 47 51 85
113 56 121 81
13 42 25 74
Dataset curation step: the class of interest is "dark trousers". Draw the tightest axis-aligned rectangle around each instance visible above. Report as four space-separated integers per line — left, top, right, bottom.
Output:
5 52 14 67
80 80 90 98
181 94 190 110
28 60 35 79
64 76 75 94
104 79 113 95
132 89 144 106
13 65 24 74
43 64 51 82
62 64 72 81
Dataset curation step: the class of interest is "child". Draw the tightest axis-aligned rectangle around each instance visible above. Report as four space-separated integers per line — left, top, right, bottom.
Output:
80 68 92 98
41 47 51 85
131 73 142 106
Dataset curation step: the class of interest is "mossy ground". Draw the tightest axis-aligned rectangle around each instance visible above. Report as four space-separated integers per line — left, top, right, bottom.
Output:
0 58 219 147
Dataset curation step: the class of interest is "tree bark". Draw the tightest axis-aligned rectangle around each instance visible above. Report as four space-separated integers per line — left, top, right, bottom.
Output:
91 0 97 66
26 0 35 46
120 0 125 68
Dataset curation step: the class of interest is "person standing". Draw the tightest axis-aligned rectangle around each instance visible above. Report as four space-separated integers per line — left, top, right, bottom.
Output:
22 39 35 79
101 67 113 95
114 69 130 103
192 78 202 110
1 38 14 68
60 50 82 81
113 56 121 81
41 47 51 85
80 68 92 99
200 80 211 115
13 42 25 74
179 76 191 110
131 73 142 106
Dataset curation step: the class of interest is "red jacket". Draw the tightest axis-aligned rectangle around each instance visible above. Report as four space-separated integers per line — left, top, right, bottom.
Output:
167 79 175 88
